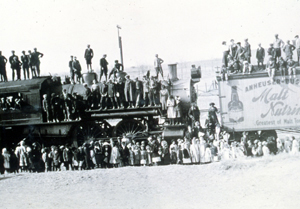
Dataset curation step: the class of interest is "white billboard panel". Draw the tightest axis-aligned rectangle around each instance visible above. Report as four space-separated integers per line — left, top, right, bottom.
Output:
219 76 300 131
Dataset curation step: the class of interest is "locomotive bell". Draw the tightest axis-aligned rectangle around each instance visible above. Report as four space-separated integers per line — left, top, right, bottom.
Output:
82 72 98 85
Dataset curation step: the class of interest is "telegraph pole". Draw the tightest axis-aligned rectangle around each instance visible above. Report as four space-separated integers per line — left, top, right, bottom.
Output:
117 25 124 67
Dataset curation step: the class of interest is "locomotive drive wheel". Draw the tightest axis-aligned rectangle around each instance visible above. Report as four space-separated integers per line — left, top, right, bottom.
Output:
72 122 107 147
113 119 145 137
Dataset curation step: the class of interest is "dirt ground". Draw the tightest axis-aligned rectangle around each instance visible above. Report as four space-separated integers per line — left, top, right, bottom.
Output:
1 153 300 209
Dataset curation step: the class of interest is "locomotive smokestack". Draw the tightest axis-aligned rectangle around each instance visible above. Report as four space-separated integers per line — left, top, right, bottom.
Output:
167 64 178 81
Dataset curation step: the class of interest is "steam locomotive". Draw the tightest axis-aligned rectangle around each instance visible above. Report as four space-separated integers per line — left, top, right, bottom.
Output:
0 64 201 148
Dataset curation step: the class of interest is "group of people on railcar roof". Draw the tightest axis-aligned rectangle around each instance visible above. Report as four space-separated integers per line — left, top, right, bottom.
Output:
221 34 300 81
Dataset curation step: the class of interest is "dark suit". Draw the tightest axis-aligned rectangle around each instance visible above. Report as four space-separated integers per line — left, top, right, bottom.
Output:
84 48 93 64
100 58 108 81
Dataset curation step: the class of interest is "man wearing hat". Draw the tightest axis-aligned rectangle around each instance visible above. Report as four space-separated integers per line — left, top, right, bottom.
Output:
208 102 219 125
283 40 296 60
222 41 229 67
256 43 265 70
100 54 108 81
273 34 284 63
84 44 93 72
32 48 43 77
9 50 20 81
229 39 237 58
188 103 200 128
124 75 134 108
114 60 124 72
21 50 30 80
72 56 82 83
267 43 276 60
244 38 251 63
295 35 300 64
135 77 143 108
28 50 37 78
235 42 245 65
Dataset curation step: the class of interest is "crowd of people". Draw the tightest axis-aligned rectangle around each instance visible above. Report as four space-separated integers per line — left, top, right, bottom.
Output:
221 34 300 81
1 128 300 175
0 48 43 82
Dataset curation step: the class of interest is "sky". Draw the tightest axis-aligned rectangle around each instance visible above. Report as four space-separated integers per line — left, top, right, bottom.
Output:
0 0 300 79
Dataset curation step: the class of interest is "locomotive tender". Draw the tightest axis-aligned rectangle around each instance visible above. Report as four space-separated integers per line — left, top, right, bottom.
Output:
0 64 200 148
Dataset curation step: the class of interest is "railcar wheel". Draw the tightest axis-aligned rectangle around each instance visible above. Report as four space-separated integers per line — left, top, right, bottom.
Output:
112 119 145 137
72 122 107 147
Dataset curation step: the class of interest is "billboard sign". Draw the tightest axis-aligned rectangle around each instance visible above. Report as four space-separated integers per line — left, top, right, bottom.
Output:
219 75 300 131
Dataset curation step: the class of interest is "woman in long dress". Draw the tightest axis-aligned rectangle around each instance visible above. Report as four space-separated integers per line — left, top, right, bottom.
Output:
15 140 28 172
109 139 121 167
199 137 206 164
190 138 200 164
167 95 176 125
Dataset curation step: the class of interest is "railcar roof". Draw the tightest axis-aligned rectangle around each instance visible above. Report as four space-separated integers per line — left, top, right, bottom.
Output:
0 76 51 94
216 66 300 81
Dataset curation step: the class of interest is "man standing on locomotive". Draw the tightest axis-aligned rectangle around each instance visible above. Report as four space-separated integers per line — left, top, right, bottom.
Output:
28 50 37 78
134 77 143 108
99 81 108 110
149 76 157 106
0 51 8 82
154 54 164 79
69 56 74 83
21 51 30 80
9 51 21 81
91 79 100 109
42 94 50 123
115 77 125 109
100 54 108 82
188 103 200 128
32 48 44 77
142 75 150 107
72 57 82 84
84 44 94 72
124 75 134 108
107 79 118 109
